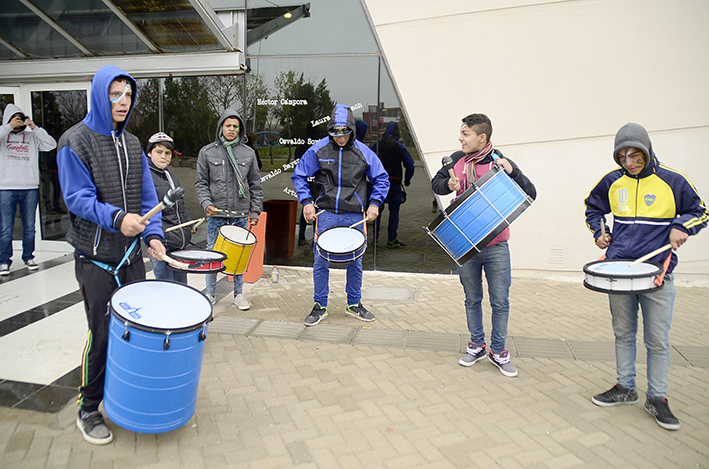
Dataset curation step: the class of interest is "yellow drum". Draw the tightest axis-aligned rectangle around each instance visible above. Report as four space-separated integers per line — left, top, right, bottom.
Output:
213 225 257 275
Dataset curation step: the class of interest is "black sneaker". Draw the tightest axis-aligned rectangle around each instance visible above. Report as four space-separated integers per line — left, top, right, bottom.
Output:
386 239 406 248
304 303 328 327
459 342 486 367
591 384 639 407
645 397 681 430
76 411 113 445
346 302 375 322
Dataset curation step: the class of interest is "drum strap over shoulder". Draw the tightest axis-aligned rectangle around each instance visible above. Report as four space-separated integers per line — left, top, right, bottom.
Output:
90 238 139 287
654 252 673 286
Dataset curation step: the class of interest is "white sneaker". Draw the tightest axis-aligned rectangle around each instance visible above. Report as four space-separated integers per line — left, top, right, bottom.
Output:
207 294 216 305
0 264 9 277
234 294 251 310
25 259 39 271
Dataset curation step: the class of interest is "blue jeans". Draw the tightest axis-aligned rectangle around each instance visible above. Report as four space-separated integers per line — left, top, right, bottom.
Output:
456 241 511 353
374 183 401 242
150 256 188 284
205 216 247 297
609 274 675 399
313 211 365 307
0 189 39 265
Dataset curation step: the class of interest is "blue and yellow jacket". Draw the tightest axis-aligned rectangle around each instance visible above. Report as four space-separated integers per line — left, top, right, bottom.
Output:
585 151 707 274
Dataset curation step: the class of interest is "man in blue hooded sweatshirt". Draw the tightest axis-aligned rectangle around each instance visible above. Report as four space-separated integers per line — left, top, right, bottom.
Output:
292 104 389 326
585 122 707 431
57 65 166 445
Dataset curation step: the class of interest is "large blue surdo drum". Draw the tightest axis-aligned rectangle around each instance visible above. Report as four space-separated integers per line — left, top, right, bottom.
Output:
426 165 534 266
103 280 212 433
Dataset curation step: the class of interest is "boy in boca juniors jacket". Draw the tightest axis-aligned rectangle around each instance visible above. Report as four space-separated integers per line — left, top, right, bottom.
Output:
584 122 707 431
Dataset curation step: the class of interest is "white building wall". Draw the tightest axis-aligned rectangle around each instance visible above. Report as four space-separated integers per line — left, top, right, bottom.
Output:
363 0 709 283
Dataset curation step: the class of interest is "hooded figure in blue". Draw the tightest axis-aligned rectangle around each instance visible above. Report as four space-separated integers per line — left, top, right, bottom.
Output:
292 104 389 327
57 64 166 446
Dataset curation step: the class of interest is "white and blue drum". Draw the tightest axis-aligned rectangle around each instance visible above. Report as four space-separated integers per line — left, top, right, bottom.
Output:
583 259 663 294
316 226 367 263
104 280 212 433
426 165 533 266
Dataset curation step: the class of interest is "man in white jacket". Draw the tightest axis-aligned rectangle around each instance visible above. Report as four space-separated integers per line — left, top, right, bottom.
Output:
0 103 57 276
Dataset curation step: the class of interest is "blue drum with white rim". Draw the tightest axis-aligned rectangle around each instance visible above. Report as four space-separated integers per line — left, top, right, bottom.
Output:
426 165 533 266
104 280 212 433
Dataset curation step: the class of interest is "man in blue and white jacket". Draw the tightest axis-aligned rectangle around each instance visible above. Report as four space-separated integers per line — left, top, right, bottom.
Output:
585 122 707 431
57 65 166 445
292 104 389 326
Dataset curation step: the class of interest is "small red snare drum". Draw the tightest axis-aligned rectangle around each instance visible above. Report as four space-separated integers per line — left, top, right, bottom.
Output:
167 250 227 273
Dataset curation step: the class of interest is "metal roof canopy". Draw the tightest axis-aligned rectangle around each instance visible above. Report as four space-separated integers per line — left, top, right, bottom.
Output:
0 0 309 84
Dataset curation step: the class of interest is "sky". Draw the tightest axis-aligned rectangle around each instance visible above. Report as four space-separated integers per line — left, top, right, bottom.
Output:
211 0 400 117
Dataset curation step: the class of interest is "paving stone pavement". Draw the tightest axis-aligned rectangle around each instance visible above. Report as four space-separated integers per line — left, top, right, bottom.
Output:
1 266 708 468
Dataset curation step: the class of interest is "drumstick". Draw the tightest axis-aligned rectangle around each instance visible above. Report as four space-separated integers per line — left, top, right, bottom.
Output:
139 187 185 224
349 218 367 228
315 209 325 217
165 218 205 233
215 208 248 216
630 244 672 266
193 218 205 230
160 254 190 269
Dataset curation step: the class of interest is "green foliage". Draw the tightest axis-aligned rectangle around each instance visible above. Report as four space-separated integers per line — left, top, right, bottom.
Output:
272 71 334 140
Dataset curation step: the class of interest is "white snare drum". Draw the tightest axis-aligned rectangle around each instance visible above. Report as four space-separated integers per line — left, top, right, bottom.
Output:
316 226 367 263
583 260 663 294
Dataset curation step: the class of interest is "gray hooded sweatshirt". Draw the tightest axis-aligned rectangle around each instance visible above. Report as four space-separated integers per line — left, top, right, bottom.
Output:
1 104 57 190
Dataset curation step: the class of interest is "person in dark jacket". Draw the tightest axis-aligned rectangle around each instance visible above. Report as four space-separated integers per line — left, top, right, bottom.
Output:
370 121 415 248
195 109 263 310
432 113 536 378
292 104 389 326
57 64 166 445
584 123 707 431
146 132 193 284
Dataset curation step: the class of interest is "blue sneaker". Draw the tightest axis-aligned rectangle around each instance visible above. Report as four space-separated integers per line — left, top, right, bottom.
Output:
488 349 518 377
459 342 486 367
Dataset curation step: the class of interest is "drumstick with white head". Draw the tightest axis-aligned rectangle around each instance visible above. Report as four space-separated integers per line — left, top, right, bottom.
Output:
139 187 185 224
630 244 672 266
165 217 205 233
349 218 368 228
160 254 190 269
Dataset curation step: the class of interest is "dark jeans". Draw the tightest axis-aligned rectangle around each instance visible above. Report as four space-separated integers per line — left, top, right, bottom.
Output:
75 254 146 413
374 183 402 242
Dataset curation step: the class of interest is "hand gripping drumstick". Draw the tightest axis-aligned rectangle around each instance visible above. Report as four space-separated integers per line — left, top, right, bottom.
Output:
139 187 185 224
160 254 190 269
442 155 455 179
630 244 672 266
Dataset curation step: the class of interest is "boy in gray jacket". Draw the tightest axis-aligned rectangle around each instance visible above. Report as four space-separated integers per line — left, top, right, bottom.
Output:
195 109 263 309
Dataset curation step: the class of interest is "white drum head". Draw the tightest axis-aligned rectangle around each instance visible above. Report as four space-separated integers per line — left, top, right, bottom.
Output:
318 227 366 254
585 261 659 277
111 280 211 330
220 225 256 246
171 249 225 261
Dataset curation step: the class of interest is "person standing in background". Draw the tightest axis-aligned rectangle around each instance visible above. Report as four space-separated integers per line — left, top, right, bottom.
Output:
0 104 57 276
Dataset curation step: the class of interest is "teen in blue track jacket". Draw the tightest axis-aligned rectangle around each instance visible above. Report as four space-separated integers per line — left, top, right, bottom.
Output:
292 104 389 326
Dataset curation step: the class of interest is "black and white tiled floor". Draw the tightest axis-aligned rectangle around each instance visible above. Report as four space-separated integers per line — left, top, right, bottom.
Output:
0 250 219 413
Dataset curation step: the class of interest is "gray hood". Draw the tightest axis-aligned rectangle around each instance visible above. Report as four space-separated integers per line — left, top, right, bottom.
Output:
216 108 246 142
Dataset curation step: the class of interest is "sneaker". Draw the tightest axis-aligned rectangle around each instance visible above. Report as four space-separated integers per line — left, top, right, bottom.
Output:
25 259 39 271
304 303 328 326
206 294 216 305
386 239 406 249
591 384 639 407
76 411 113 445
0 264 9 277
459 342 486 367
298 238 307 246
488 349 518 377
234 294 251 310
346 302 376 322
645 397 681 430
